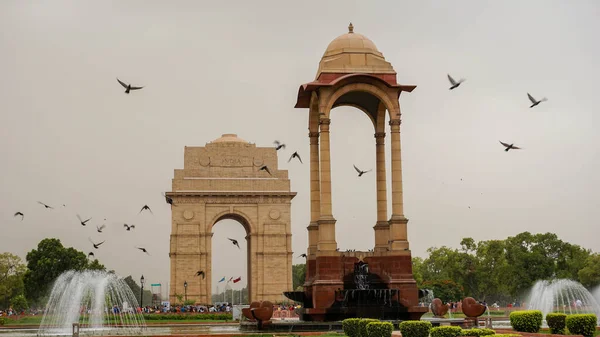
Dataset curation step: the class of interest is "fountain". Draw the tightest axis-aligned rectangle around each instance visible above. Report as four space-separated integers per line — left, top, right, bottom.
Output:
38 270 146 336
526 279 600 320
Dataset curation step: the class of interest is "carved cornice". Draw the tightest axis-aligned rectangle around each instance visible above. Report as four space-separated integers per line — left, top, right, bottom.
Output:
389 119 401 126
308 132 320 138
319 118 331 125
169 194 296 205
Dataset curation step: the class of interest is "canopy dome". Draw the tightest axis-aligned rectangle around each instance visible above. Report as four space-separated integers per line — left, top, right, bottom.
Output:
315 23 396 79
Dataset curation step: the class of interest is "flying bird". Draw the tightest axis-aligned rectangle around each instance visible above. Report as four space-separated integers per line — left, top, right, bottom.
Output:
139 205 153 214
499 141 522 152
124 224 135 231
353 165 372 177
37 201 53 209
162 193 174 206
288 152 303 164
96 225 106 233
228 238 240 249
273 140 286 151
116 78 144 94
88 238 105 249
527 93 547 108
259 165 272 176
77 214 92 226
447 74 466 90
14 212 24 221
136 247 150 255
299 253 307 258
88 252 95 258
196 270 205 279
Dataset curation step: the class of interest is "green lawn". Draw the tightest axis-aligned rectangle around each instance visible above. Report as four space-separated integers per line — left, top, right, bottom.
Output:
1 315 233 326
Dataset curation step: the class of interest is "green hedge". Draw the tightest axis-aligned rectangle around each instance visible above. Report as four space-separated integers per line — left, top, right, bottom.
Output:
565 314 597 337
141 313 232 320
342 318 362 337
509 310 543 333
399 320 432 337
430 326 463 337
0 317 5 326
460 328 495 336
366 321 393 337
359 319 380 337
546 313 567 335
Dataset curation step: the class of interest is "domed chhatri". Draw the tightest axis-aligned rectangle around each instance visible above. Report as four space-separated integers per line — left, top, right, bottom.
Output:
210 133 249 144
316 22 395 79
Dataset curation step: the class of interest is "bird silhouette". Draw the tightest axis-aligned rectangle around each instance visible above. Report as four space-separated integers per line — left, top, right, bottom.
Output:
14 212 24 221
88 252 95 258
88 238 105 249
139 205 153 214
499 141 522 152
228 238 240 249
273 140 286 151
527 93 547 108
299 253 307 258
353 165 372 177
77 214 92 226
196 271 205 279
136 247 150 255
37 201 53 209
124 224 135 231
288 152 303 164
96 225 106 233
259 165 272 176
162 193 174 206
447 74 466 90
116 78 144 94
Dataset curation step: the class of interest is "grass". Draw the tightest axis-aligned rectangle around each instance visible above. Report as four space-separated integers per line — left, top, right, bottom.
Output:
1 315 233 326
538 328 600 337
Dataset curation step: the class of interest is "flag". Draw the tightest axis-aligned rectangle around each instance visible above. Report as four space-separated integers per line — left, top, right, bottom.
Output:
233 277 241 283
227 277 233 283
218 277 225 283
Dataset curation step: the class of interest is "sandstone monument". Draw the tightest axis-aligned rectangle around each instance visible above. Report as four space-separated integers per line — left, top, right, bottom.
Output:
166 134 296 304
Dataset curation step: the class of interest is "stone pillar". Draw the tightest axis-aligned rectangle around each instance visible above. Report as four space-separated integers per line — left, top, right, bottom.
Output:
374 132 389 252
389 119 409 250
317 118 337 252
307 131 320 257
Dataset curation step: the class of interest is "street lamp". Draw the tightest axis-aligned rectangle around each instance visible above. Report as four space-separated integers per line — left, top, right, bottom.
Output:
184 281 188 302
140 275 145 309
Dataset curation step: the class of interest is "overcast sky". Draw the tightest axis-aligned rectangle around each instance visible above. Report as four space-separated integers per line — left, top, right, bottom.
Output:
1 0 599 300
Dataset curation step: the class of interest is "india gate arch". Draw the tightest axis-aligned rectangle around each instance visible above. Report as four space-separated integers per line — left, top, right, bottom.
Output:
166 134 296 304
291 23 427 321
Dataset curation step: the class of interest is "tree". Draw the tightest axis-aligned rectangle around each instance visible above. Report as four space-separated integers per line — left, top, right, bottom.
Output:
578 254 600 288
23 238 105 305
421 279 464 303
292 264 306 290
10 294 28 313
122 276 152 306
0 253 27 310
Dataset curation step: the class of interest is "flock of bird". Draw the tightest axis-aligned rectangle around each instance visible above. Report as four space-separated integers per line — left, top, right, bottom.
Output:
9 72 549 280
447 74 548 151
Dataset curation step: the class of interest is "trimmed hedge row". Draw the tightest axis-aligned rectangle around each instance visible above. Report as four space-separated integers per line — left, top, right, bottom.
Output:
399 320 432 337
565 314 597 337
510 310 543 333
366 321 394 337
461 328 495 336
431 326 463 337
546 313 567 335
0 317 5 326
342 318 361 337
142 313 232 320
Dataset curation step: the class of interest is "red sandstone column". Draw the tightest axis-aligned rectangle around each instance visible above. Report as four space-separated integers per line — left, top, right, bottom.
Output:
308 131 320 257
317 118 337 252
389 119 409 250
374 132 389 252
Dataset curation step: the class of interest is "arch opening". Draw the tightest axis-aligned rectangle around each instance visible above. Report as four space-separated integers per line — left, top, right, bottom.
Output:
211 215 250 305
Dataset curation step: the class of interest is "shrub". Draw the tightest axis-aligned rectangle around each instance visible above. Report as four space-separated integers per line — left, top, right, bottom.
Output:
565 314 597 337
359 319 380 337
342 318 362 337
509 310 543 333
0 317 5 326
141 313 232 321
366 321 394 337
430 326 463 337
460 328 495 336
399 320 432 337
546 313 567 335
